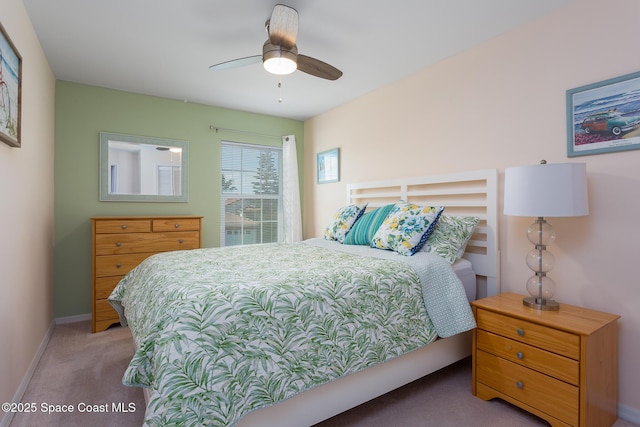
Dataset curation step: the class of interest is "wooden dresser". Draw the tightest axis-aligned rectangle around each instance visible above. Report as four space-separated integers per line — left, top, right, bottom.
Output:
472 292 619 427
91 215 202 332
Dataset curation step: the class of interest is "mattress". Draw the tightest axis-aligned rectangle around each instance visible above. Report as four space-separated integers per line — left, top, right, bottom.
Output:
452 257 476 301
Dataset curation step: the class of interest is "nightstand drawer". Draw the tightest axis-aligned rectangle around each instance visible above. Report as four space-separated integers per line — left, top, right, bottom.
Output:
477 309 580 359
477 350 579 426
476 330 579 385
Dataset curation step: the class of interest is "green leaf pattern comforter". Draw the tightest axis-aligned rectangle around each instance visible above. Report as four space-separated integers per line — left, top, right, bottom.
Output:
109 239 475 426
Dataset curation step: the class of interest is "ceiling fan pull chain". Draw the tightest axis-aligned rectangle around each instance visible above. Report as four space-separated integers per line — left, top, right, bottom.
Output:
278 79 283 103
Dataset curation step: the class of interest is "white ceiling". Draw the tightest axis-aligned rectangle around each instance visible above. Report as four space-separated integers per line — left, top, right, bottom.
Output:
23 0 575 121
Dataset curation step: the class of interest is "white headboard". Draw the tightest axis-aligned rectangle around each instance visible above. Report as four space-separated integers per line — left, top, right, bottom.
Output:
346 169 500 297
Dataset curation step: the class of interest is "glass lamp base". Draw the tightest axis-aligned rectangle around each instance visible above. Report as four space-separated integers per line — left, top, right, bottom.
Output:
523 296 559 311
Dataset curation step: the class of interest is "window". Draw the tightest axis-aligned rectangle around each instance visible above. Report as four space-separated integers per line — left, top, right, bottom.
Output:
109 164 119 193
157 165 181 196
221 141 283 246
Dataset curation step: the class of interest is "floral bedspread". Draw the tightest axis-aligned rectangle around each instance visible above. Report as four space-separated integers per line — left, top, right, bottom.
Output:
109 240 475 426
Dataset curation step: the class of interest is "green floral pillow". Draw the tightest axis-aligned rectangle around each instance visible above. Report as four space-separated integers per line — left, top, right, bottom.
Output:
421 215 480 263
371 202 444 255
324 203 367 243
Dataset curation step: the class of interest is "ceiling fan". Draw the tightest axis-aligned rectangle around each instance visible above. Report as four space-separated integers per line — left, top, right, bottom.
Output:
210 4 343 81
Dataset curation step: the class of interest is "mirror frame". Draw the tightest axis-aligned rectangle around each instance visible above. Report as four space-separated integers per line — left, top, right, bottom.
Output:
99 132 189 202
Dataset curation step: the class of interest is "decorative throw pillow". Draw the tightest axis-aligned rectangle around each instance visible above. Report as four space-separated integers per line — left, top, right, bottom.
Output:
324 203 367 243
371 202 444 256
421 215 480 263
343 204 395 245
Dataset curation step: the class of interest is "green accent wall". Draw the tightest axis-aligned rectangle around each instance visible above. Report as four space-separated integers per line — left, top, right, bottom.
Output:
54 81 304 317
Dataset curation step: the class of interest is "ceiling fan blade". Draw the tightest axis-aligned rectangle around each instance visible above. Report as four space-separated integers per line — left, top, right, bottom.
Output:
209 55 262 71
297 55 343 80
268 4 298 49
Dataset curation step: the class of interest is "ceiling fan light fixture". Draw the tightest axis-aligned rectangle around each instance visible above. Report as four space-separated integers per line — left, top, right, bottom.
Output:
263 41 297 75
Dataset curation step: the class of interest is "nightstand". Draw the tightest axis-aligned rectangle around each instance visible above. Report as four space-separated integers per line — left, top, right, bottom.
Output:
471 292 619 427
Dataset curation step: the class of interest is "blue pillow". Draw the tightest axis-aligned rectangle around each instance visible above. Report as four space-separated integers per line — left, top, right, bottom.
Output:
343 204 395 245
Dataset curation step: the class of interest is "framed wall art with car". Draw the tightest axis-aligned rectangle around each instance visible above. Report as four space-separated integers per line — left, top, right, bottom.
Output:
567 71 640 157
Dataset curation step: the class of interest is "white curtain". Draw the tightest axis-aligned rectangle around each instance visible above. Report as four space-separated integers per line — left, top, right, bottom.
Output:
282 135 303 243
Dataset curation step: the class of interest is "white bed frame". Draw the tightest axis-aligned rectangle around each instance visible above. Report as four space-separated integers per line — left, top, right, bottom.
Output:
237 169 500 426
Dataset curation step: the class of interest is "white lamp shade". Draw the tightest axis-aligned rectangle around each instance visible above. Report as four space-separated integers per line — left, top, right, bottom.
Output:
504 162 589 217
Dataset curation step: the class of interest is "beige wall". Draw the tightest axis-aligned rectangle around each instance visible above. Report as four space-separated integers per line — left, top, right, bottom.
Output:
0 0 55 415
304 0 640 418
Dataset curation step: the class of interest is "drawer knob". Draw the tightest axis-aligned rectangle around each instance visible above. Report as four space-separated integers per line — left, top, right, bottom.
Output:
517 328 524 336
178 239 184 244
116 242 121 247
121 224 127 230
516 351 524 360
175 223 180 228
516 381 524 389
116 263 121 268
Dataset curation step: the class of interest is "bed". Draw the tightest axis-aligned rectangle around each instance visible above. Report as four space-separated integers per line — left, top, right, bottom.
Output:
109 169 499 427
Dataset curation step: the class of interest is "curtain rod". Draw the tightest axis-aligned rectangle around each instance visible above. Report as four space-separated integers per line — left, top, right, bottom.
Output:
209 125 282 139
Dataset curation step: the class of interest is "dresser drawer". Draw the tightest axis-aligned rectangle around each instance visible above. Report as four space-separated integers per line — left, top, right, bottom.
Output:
94 231 200 255
95 276 123 299
95 299 119 322
476 350 579 426
153 218 201 232
95 299 120 332
477 309 580 359
476 329 579 385
95 219 152 234
95 253 153 277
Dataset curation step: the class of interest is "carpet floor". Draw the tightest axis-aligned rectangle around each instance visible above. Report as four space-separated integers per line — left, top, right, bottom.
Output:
8 321 638 427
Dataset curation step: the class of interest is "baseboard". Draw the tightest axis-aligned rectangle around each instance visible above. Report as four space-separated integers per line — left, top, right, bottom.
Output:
619 402 640 424
55 312 91 325
0 320 56 427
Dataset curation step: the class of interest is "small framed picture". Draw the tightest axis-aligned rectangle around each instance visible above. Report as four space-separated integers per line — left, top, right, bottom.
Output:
317 148 339 184
567 71 640 157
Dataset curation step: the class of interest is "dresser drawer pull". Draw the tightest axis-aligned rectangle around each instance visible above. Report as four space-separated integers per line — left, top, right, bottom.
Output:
516 381 524 389
121 224 127 230
116 263 121 268
516 351 524 359
116 242 121 247
175 223 180 228
517 328 524 336
178 239 184 244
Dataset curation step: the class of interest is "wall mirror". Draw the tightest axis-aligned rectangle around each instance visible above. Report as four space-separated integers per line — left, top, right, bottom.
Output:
99 132 189 202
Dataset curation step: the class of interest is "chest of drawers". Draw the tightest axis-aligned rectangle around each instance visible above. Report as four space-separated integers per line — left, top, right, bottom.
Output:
472 293 619 427
91 215 202 332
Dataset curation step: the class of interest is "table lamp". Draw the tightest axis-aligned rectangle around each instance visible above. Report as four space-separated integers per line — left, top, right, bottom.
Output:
504 161 588 310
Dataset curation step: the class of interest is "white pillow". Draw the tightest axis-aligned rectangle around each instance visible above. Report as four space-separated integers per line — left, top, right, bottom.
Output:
371 201 444 255
323 204 367 243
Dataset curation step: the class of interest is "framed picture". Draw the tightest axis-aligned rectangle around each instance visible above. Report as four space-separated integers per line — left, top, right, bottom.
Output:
317 148 339 184
567 71 640 157
0 23 21 148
